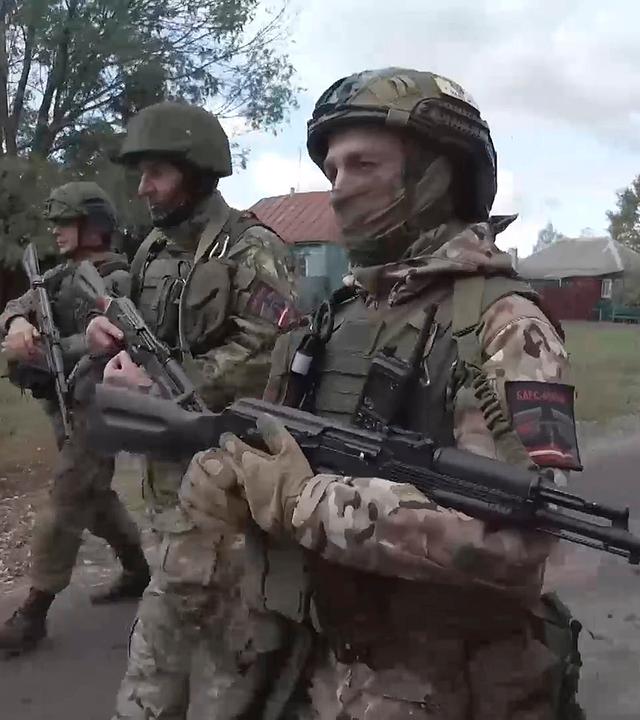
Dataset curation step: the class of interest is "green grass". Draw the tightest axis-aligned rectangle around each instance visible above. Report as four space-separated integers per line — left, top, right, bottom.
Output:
564 321 640 422
0 357 55 468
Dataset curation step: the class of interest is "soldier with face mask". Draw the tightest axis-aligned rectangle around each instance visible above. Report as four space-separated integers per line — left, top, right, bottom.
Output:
84 102 299 720
181 69 584 719
0 181 150 657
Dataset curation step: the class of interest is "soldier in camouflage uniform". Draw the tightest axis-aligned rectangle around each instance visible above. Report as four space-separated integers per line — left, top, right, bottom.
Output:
0 182 149 657
84 102 299 719
180 69 585 719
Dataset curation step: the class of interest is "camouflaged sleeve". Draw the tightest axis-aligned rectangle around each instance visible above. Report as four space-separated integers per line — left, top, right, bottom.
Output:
291 474 551 600
0 289 36 335
454 294 570 469
190 225 298 411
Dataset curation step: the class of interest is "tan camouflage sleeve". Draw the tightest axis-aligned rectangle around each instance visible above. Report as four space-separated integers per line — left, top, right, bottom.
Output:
291 474 551 600
0 289 36 335
287 295 566 596
454 294 570 465
190 226 298 411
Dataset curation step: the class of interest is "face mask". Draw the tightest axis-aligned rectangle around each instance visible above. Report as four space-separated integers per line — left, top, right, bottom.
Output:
333 153 455 267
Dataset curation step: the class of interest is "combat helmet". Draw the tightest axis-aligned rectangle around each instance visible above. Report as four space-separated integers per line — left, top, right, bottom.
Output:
307 68 497 220
45 181 117 239
115 101 232 177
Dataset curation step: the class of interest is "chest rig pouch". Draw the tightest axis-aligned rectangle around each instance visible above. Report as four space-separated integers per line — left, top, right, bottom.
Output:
133 231 193 350
48 264 78 337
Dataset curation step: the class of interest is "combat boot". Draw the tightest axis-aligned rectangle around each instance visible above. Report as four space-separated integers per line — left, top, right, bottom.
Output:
0 588 54 657
90 543 150 605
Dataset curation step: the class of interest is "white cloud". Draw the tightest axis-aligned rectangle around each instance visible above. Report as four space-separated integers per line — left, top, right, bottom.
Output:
249 151 329 198
288 0 640 149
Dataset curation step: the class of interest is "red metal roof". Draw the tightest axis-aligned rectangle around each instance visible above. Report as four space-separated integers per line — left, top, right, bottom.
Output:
250 191 340 245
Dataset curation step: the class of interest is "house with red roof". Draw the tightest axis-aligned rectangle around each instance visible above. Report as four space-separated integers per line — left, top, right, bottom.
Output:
251 190 348 311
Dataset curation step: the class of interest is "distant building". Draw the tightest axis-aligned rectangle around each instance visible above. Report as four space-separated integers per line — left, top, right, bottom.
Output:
251 190 348 312
519 237 640 321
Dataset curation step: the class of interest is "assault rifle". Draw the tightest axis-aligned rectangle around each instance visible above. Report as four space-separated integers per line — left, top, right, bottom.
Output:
89 384 640 565
75 260 205 412
22 243 72 437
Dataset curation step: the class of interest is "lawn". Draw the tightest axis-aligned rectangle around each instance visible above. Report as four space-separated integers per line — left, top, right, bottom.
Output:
564 321 640 423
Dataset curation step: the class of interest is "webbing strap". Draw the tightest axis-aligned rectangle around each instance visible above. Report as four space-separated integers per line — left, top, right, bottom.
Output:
451 275 536 469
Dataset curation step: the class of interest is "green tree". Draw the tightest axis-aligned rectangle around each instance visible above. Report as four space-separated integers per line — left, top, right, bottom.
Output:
0 0 297 158
607 175 640 251
0 0 298 270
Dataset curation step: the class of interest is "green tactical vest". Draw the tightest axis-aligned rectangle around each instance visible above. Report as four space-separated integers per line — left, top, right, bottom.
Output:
132 207 268 513
130 208 264 354
250 273 543 625
46 253 130 337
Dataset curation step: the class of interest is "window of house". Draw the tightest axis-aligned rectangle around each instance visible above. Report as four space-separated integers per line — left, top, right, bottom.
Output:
601 278 613 299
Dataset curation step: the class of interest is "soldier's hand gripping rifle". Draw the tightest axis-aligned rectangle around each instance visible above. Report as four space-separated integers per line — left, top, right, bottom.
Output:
22 243 72 437
75 261 205 412
89 384 640 565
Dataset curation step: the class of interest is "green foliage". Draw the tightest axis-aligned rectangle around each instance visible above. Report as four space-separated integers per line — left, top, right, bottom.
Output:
0 156 66 267
607 176 640 251
0 0 298 265
1 0 297 158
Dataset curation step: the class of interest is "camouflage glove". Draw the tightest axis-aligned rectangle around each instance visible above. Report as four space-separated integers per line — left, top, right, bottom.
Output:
178 449 250 531
222 415 314 534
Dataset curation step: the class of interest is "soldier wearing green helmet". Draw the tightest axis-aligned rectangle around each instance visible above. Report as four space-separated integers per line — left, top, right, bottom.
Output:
84 101 299 719
0 181 150 657
183 68 585 719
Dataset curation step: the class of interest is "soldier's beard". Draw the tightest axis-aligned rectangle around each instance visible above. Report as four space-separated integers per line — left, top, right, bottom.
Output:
335 155 455 268
149 199 197 228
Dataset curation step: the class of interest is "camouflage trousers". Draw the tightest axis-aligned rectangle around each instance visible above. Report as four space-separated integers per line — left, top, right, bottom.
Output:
112 515 302 720
30 409 142 594
308 627 563 720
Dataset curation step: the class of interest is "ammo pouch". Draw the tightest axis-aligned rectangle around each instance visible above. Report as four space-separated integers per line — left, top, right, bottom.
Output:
534 592 586 720
6 359 54 399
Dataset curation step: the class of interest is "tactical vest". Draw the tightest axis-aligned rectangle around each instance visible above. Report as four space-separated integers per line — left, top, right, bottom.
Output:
252 273 544 627
131 209 264 353
252 271 583 717
48 253 129 338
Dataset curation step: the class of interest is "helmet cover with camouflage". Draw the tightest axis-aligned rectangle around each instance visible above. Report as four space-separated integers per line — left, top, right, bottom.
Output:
115 101 232 177
307 68 497 248
44 181 118 246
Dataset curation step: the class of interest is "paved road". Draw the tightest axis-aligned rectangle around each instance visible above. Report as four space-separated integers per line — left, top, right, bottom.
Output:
1 437 639 719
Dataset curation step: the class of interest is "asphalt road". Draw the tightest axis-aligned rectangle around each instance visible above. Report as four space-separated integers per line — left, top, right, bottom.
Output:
1 436 639 720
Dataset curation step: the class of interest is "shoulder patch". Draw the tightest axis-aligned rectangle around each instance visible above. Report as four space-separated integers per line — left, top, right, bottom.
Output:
504 381 582 471
245 280 299 330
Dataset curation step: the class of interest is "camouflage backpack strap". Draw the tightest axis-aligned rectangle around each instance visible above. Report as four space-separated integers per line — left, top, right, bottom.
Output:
451 274 538 468
225 209 274 260
129 228 165 303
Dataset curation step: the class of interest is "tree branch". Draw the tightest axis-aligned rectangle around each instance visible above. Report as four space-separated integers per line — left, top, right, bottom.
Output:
7 23 36 154
31 0 78 156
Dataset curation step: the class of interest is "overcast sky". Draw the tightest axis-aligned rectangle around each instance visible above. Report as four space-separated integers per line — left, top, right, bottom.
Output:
219 0 640 257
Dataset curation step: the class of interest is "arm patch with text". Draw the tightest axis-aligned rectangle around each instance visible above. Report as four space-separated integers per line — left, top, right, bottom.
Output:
245 280 299 330
504 381 582 470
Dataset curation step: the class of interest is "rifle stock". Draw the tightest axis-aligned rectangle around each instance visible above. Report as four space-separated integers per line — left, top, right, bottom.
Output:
90 384 640 565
